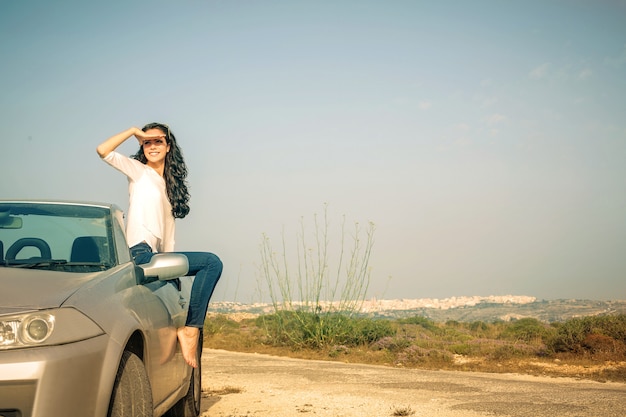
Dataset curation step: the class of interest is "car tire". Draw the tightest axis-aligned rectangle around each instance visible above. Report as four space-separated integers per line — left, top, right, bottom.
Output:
165 333 203 417
108 351 153 417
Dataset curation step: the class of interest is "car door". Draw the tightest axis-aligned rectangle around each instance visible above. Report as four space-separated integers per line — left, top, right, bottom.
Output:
140 278 191 407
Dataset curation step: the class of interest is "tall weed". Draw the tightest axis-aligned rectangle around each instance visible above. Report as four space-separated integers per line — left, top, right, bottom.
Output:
258 205 376 348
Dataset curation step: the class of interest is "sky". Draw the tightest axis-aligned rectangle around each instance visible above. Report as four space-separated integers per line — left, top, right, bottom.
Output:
1 0 625 303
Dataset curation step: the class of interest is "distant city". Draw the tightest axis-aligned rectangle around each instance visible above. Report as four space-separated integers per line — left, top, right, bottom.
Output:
208 295 626 322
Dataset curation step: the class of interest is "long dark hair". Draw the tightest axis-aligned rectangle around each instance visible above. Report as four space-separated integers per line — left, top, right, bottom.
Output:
132 122 190 219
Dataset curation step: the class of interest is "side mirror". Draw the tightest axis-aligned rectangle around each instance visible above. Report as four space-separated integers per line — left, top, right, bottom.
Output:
140 253 189 280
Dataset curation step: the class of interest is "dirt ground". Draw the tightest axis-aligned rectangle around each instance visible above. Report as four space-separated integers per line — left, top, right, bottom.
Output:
198 349 626 417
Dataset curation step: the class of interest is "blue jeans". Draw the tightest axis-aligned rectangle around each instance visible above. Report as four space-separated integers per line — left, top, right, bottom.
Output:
131 242 223 328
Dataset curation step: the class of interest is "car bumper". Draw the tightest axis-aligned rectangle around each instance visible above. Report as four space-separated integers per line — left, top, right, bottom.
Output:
0 335 110 417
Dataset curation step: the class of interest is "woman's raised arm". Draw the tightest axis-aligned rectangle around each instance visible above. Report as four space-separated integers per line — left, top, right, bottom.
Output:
96 127 164 158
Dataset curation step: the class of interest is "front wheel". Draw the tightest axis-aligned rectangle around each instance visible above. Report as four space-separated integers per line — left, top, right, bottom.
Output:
108 351 153 417
166 333 203 417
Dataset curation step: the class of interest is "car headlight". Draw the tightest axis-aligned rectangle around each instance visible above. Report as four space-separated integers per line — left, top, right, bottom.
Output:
0 308 104 350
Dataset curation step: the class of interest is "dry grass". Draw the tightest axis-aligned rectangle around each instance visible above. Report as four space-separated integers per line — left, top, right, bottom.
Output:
203 313 626 383
390 405 415 416
204 386 243 396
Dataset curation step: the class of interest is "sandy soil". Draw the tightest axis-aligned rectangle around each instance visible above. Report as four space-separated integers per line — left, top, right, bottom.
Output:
198 349 626 417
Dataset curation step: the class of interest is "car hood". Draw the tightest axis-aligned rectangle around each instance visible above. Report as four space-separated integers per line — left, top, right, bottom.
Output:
0 268 100 314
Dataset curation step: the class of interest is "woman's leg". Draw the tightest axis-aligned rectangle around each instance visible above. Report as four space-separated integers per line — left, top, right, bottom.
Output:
182 251 223 326
176 251 223 367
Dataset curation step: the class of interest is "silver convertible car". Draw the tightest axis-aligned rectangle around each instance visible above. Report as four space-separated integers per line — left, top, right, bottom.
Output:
0 200 202 417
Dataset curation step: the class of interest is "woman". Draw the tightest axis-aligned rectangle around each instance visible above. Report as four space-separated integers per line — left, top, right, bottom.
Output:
97 123 223 368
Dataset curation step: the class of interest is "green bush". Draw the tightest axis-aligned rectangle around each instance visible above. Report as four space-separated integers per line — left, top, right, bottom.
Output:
490 344 531 360
371 336 412 352
257 311 394 349
469 321 489 332
548 314 626 353
349 316 396 345
445 320 461 327
449 343 473 355
438 327 474 343
204 314 240 336
399 316 438 332
501 318 552 343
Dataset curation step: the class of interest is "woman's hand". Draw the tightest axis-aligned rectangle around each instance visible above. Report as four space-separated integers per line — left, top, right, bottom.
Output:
133 128 166 146
97 127 160 158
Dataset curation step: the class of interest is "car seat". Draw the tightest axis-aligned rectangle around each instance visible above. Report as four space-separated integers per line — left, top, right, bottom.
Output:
71 236 108 263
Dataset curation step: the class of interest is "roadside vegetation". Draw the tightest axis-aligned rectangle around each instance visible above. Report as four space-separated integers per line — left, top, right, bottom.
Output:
204 312 626 383
205 208 626 383
256 205 376 349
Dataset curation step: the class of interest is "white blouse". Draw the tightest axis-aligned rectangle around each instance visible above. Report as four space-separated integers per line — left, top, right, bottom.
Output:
102 151 175 252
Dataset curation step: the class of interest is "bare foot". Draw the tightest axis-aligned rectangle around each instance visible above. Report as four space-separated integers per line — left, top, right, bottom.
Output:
177 326 199 368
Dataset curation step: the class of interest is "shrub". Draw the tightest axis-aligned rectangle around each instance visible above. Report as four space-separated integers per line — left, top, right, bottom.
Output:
469 321 489 332
399 316 438 332
349 316 395 345
489 344 534 360
391 405 415 416
371 336 412 352
203 314 240 336
257 311 394 349
449 343 473 355
257 206 379 349
396 345 453 366
259 205 375 319
548 314 626 355
501 318 552 343
582 334 626 356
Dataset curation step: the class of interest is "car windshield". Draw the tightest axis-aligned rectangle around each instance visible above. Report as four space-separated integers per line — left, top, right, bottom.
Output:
0 202 115 272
